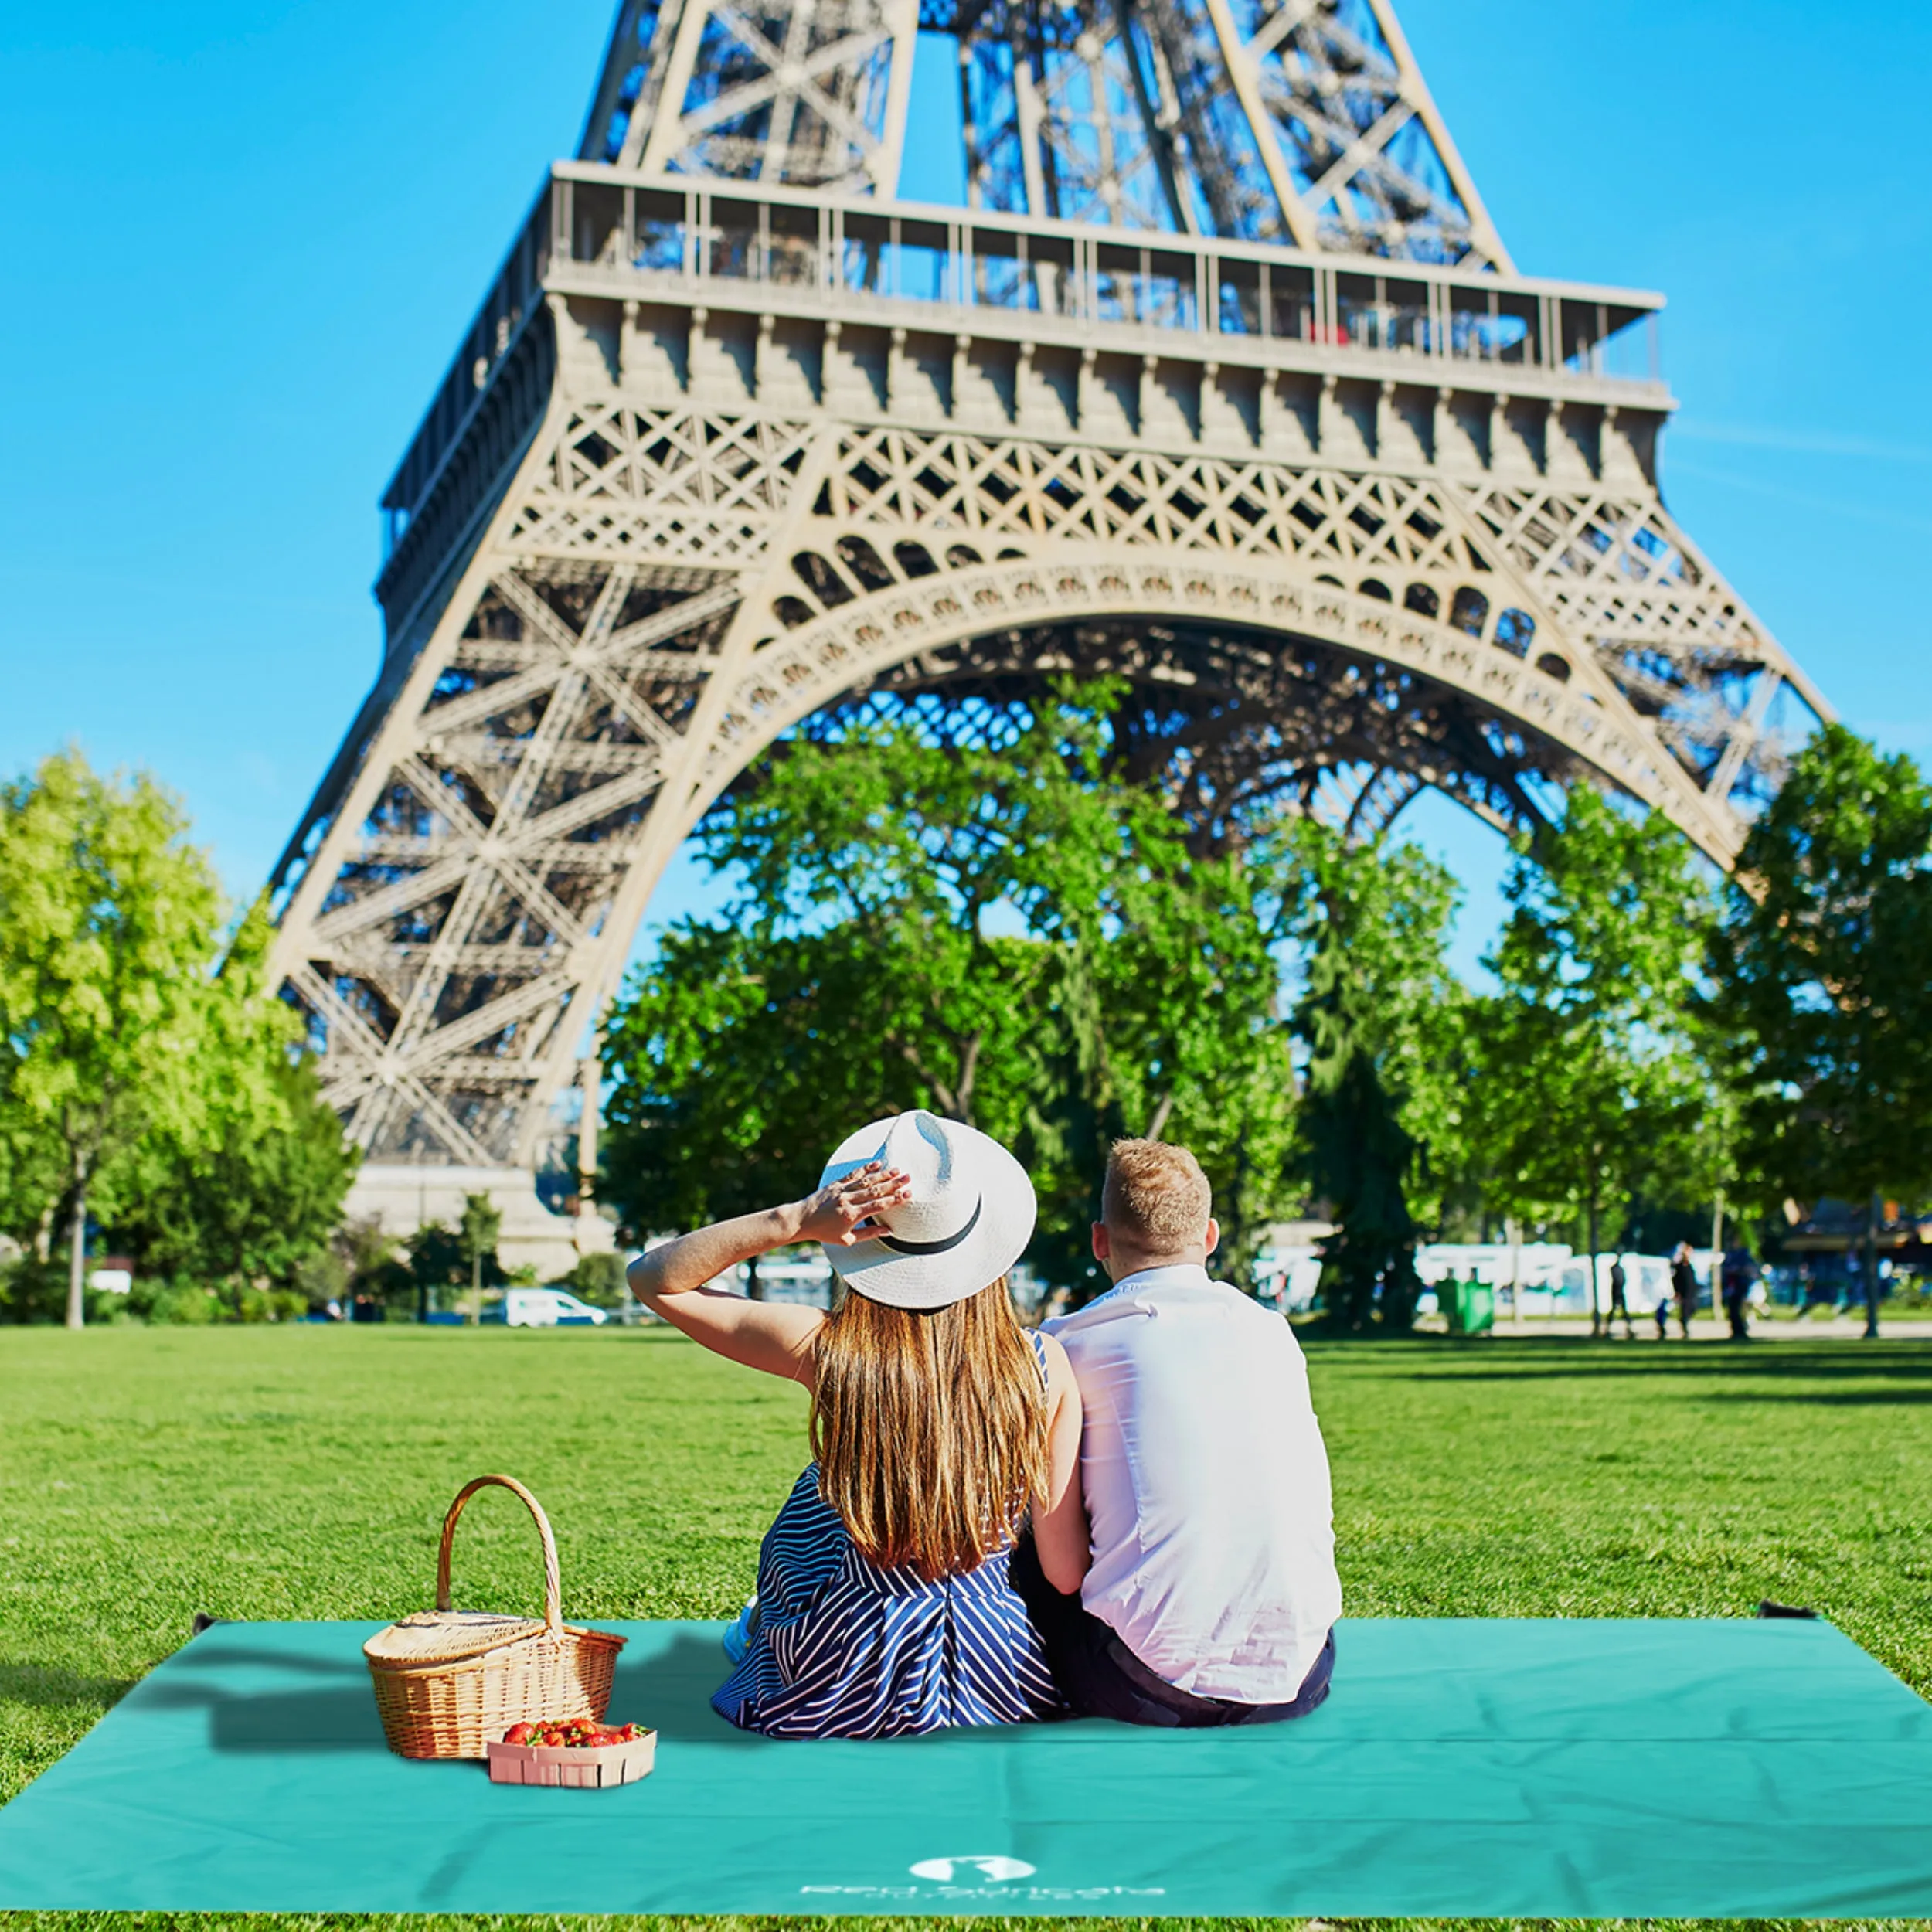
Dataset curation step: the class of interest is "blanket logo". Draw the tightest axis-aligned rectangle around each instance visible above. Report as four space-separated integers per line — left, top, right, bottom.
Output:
910 1855 1036 1883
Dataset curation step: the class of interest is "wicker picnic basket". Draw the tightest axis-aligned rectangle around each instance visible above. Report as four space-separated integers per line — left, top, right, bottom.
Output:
362 1475 626 1760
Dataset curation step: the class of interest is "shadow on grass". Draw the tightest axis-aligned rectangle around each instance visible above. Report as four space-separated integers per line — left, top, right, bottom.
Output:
0 1662 133 1714
1396 1345 1932 1387
1704 1386 1932 1406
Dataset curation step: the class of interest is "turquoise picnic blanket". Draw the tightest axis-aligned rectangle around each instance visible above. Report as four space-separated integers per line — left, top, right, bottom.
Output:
2 1617 1929 1917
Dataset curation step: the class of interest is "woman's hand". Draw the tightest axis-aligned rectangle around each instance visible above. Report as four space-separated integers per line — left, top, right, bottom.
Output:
794 1162 911 1247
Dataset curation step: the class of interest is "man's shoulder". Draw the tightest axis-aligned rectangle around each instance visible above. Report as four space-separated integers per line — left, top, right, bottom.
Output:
1049 1274 1295 1342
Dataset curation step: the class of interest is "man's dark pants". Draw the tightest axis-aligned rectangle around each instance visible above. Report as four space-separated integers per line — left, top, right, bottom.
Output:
1009 1535 1334 1729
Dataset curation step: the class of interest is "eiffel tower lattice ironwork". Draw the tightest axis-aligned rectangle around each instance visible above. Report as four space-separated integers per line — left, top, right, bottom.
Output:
267 0 1831 1262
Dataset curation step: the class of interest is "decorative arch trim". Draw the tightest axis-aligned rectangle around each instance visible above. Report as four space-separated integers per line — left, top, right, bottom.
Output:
675 548 1742 861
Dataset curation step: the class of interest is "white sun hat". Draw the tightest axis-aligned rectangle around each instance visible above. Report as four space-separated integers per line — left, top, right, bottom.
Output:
818 1109 1036 1311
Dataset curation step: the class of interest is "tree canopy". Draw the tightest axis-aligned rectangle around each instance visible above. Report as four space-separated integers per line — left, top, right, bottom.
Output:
12 711 1922 1332
1286 821 1464 1330
601 693 1494 1316
1470 788 1717 1326
1712 726 1932 1304
0 750 355 1323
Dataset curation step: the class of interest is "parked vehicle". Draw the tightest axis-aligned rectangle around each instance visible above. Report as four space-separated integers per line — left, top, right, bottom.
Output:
483 1287 608 1328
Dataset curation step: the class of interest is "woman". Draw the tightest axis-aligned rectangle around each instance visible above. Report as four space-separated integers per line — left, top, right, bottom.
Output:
626 1108 1087 1738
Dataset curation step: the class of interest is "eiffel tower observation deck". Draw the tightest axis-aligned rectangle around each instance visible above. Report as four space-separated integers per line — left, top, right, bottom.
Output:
267 0 1830 1267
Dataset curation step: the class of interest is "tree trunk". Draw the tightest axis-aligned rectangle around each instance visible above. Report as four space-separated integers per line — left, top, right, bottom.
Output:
1709 1191 1724 1335
1230 1134 1251 1280
65 1179 88 1332
1585 1170 1601 1338
471 1247 481 1325
1864 1192 1881 1339
954 1031 984 1130
1145 1090 1175 1141
893 1038 960 1120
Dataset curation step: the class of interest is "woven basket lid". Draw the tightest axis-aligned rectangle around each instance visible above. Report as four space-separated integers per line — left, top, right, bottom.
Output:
364 1609 551 1668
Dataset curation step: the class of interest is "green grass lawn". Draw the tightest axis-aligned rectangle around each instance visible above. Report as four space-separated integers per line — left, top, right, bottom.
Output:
2 1324 1929 1932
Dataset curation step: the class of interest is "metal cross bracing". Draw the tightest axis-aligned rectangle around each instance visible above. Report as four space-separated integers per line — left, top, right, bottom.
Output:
782 631 1545 849
267 0 1830 1252
579 0 1506 264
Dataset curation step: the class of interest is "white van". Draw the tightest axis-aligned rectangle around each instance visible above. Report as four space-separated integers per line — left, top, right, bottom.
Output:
492 1287 608 1328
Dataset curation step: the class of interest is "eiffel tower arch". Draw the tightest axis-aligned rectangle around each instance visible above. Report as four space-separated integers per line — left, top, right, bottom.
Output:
268 0 1830 1269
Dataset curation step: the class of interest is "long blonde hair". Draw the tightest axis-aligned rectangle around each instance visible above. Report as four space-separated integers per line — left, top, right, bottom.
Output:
810 1280 1049 1581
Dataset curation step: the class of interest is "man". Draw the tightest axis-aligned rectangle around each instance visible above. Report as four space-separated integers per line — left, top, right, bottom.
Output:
1606 1255 1634 1339
1011 1138 1341 1727
1670 1242 1697 1340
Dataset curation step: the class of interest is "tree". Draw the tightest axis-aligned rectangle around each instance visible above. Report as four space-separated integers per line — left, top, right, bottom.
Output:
111 1057 356 1309
1470 789 1713 1335
1284 822 1466 1332
406 1223 466 1322
0 752 230 1327
336 1216 411 1316
105 907 358 1308
603 690 1293 1298
0 756 360 1325
0 1103 63 1301
604 919 959 1236
1712 726 1932 1335
457 1192 504 1321
557 1250 627 1306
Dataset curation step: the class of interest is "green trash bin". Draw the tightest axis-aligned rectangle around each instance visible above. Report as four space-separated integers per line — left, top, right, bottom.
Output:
1444 1276 1495 1336
1461 1278 1495 1335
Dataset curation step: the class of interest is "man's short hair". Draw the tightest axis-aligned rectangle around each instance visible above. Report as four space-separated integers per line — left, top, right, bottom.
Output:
1102 1139 1213 1253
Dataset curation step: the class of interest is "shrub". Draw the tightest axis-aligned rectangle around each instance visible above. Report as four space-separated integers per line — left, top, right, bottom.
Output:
555 1250 627 1308
296 1248 350 1311
229 1284 306 1323
138 1281 219 1325
0 1258 70 1324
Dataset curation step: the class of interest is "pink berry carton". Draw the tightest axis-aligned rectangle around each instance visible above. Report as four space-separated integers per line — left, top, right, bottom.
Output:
486 1727 657 1788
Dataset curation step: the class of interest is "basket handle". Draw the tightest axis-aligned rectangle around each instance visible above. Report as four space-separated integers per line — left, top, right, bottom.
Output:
435 1475 563 1634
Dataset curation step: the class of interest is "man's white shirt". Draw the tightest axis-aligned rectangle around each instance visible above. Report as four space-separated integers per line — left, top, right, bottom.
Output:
1043 1264 1342 1703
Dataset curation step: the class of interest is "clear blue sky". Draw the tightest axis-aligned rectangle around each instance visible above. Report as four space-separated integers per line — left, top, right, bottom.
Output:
3 0 1927 977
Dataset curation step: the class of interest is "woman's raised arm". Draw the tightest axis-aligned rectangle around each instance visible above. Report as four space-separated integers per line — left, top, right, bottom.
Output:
625 1162 910 1385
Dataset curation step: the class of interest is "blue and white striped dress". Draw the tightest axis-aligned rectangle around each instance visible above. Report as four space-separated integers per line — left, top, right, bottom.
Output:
711 1334 1066 1738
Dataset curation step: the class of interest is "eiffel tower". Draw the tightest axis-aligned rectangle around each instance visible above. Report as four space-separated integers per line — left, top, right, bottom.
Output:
267 0 1830 1268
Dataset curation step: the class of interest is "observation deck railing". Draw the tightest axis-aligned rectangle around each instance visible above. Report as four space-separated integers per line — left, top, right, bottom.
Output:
383 161 1668 550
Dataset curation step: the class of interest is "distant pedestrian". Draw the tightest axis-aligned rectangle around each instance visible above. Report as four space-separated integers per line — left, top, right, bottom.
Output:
1606 1257 1634 1338
1721 1247 1753 1341
1652 1275 1672 1341
1670 1243 1696 1340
